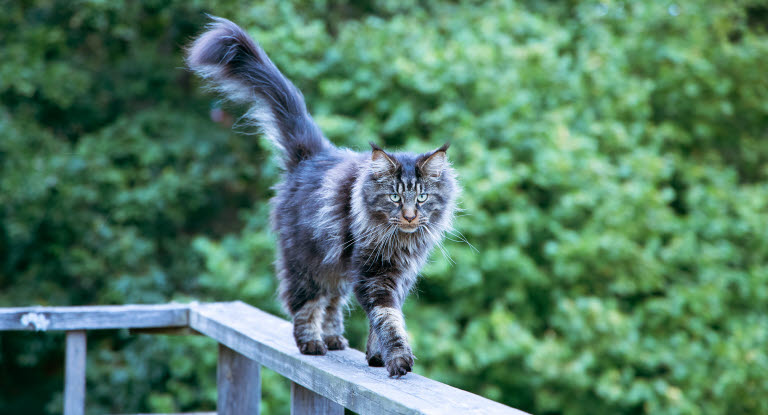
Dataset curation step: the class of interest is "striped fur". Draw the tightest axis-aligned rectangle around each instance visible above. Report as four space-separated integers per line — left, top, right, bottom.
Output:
187 18 459 377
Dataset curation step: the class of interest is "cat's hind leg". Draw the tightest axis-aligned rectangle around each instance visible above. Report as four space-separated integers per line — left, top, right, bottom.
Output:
321 295 349 350
292 296 329 355
280 268 329 355
365 326 384 366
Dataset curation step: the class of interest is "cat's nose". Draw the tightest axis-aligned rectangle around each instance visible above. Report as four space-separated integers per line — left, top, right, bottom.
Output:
403 212 417 222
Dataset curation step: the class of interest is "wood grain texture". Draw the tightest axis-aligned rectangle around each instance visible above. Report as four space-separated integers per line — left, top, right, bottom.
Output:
218 344 261 415
113 413 217 415
190 301 529 415
129 327 202 336
291 382 344 415
64 330 87 415
0 304 189 331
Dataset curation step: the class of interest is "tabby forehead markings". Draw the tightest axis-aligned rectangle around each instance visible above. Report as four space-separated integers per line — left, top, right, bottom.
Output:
395 179 419 194
187 17 459 377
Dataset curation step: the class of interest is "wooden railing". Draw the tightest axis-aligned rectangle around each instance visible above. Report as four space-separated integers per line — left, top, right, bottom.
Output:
0 301 528 415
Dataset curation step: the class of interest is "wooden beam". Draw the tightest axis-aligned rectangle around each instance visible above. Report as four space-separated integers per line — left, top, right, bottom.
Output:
291 382 343 415
190 302 528 415
129 327 201 336
0 304 189 331
113 413 217 415
64 330 87 415
218 344 260 415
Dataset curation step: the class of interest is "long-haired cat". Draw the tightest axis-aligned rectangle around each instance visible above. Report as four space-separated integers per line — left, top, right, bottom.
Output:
187 17 458 377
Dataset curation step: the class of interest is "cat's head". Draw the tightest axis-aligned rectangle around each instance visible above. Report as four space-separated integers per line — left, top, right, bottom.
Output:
359 142 458 235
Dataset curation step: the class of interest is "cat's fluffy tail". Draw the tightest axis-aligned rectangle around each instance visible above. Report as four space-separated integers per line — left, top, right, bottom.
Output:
186 17 331 170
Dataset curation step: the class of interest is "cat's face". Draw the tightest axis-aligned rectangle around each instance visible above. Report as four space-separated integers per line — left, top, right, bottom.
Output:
363 143 456 234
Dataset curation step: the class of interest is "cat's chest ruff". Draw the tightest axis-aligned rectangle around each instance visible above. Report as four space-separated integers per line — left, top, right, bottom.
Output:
353 231 431 268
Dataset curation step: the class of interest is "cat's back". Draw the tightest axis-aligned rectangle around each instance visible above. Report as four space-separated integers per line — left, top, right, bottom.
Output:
271 148 364 267
276 147 362 200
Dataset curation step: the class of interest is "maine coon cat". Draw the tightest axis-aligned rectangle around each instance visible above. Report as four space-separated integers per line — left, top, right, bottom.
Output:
187 17 458 377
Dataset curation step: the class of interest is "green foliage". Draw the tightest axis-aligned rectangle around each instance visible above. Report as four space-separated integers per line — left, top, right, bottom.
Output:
2 0 768 414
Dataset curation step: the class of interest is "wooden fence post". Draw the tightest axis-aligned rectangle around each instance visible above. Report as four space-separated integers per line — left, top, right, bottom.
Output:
218 343 261 415
64 330 86 415
291 381 344 415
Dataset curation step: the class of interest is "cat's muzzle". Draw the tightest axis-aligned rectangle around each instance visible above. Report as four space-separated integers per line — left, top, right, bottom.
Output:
397 210 420 233
398 223 420 233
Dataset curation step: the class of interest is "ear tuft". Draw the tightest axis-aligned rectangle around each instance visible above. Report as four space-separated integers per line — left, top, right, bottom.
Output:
418 143 450 179
369 141 384 152
370 142 398 177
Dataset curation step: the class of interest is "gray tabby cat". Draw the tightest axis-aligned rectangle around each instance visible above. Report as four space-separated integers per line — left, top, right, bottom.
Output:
187 17 458 377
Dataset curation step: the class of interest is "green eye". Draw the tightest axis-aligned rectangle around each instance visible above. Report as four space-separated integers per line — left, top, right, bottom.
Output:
389 194 401 203
416 193 429 203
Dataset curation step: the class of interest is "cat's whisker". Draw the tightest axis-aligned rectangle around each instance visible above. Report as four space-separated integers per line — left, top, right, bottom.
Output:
364 224 396 267
343 223 387 249
437 243 455 265
380 226 397 262
367 237 390 263
370 231 388 265
377 227 398 264
444 228 479 253
422 225 454 265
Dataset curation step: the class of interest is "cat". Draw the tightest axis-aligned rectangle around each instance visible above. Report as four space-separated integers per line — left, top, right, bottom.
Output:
186 17 458 378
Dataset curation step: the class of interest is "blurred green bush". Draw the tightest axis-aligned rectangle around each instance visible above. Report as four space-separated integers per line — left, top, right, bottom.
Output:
2 0 767 414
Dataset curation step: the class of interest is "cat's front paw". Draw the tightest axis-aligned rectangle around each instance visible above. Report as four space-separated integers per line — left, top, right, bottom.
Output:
298 339 327 355
323 335 349 350
385 352 414 378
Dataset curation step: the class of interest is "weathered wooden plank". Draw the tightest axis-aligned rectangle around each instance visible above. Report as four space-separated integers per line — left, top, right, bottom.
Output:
64 330 87 415
190 302 528 415
113 413 217 415
218 344 261 415
129 327 202 336
291 381 343 415
0 304 189 331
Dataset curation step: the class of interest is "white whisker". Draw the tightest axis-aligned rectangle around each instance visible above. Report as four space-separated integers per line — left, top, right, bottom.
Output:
445 228 479 253
422 224 454 265
343 223 387 249
363 224 396 267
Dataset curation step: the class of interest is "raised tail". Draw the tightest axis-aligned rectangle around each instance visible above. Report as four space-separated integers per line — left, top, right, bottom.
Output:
186 17 331 170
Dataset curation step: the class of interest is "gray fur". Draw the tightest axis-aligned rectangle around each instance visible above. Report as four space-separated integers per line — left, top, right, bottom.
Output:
187 17 459 377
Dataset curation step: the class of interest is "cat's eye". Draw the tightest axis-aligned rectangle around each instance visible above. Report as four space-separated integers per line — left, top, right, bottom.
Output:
417 193 429 203
389 194 401 203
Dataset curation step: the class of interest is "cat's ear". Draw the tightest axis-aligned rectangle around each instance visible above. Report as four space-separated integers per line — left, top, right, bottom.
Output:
418 143 450 179
370 142 399 177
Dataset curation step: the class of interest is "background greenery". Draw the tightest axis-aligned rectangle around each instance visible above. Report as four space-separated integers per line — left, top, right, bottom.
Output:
2 0 767 414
